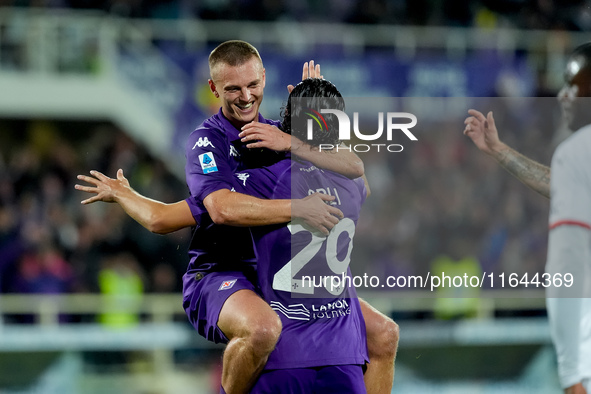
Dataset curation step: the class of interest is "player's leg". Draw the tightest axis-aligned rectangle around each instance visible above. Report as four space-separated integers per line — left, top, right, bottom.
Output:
359 298 399 394
218 289 282 394
183 271 282 394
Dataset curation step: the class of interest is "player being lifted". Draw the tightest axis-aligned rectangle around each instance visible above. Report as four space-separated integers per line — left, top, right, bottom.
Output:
222 77 370 392
464 42 591 394
76 40 398 394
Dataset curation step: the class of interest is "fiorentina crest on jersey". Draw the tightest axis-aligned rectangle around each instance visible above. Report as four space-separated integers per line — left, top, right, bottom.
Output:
219 279 237 291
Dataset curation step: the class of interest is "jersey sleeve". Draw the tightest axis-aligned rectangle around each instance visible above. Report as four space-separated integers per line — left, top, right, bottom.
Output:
185 127 234 203
272 163 294 200
549 143 591 230
355 177 367 206
231 160 290 200
184 196 206 226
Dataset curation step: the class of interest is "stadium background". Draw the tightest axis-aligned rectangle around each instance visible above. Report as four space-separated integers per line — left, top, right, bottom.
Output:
0 1 586 393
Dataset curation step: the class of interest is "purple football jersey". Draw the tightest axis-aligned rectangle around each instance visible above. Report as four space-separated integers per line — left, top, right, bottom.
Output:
231 159 369 370
182 109 284 275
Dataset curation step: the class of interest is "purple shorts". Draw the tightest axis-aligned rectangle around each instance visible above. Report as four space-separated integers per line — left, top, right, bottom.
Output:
182 269 259 344
249 365 366 394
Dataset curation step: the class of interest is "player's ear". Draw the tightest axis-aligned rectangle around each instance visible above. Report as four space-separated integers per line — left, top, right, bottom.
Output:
208 79 220 98
262 68 266 88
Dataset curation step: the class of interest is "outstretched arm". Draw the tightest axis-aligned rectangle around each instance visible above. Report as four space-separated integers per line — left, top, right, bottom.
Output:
76 170 344 236
75 169 195 234
203 189 343 236
238 123 364 179
464 109 551 199
292 138 365 179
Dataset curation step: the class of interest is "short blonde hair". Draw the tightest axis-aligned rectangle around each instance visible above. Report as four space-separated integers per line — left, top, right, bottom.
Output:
209 40 262 78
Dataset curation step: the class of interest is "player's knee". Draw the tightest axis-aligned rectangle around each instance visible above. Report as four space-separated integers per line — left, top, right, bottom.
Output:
246 313 282 356
368 318 399 359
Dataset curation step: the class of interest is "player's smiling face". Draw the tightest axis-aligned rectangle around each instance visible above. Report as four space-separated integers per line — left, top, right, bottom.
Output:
209 57 266 129
558 55 591 131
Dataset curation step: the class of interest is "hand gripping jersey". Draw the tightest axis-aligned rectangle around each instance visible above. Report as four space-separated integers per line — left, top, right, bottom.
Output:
231 159 369 370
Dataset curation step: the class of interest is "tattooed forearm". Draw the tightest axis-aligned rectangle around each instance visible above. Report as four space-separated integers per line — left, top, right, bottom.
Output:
496 147 551 199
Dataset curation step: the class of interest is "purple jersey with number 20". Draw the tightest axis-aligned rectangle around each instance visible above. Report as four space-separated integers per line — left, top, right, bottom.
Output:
231 159 369 370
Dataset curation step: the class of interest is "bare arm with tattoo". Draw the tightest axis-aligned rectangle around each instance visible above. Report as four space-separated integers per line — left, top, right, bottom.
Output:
464 109 551 199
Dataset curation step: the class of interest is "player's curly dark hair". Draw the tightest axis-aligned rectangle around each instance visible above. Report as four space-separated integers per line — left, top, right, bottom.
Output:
281 78 345 147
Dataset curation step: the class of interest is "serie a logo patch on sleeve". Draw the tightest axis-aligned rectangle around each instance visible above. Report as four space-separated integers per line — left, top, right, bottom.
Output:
199 152 218 174
219 279 237 291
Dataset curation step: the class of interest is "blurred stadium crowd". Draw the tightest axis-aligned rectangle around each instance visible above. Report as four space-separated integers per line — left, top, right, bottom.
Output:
0 102 558 309
353 102 554 291
1 0 591 30
0 120 191 308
